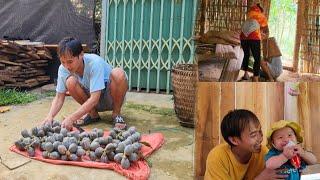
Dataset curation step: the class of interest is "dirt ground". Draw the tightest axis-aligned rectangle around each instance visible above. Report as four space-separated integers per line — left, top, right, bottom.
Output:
0 94 194 179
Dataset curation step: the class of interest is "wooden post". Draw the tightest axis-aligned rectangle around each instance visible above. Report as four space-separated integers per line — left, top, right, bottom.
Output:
199 0 207 35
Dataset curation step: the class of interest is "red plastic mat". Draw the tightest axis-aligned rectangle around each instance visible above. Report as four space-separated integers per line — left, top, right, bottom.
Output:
10 131 164 180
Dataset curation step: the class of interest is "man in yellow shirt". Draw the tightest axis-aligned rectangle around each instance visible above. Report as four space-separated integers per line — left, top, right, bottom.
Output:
204 109 288 180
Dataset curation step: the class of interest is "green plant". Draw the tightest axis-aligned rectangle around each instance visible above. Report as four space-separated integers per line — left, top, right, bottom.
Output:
269 0 297 61
0 89 38 106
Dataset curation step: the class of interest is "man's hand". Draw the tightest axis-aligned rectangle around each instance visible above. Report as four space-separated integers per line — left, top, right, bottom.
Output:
61 117 74 131
41 116 53 126
255 168 288 180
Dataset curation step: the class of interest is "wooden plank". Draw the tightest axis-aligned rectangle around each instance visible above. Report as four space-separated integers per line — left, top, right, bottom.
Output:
2 41 23 52
37 50 52 60
195 82 221 179
37 76 50 82
268 83 285 125
0 59 23 67
284 83 299 121
3 40 32 51
15 59 32 63
0 55 10 61
17 53 30 59
34 63 48 67
25 78 38 84
30 60 48 64
5 66 21 71
44 44 89 52
307 82 320 160
26 51 41 59
298 82 311 150
196 82 286 177
219 83 235 144
0 76 16 83
0 48 18 55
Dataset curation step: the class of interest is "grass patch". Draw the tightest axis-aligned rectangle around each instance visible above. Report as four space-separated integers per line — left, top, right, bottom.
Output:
125 102 175 116
0 89 38 106
42 90 56 97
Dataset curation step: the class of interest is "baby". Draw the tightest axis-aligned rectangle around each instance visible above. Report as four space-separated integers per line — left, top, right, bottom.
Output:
265 120 317 179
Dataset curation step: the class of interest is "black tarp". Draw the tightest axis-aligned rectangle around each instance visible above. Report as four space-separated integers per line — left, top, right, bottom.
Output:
0 0 96 49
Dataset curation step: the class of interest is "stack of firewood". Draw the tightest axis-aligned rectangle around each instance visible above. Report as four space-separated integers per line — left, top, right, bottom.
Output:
0 40 52 88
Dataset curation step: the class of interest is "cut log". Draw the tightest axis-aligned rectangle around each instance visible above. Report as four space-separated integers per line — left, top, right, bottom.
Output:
15 59 32 63
35 63 48 67
26 51 40 59
0 59 22 66
0 76 16 83
0 48 18 55
37 75 50 82
25 78 38 84
5 66 21 71
0 55 10 61
37 50 52 59
30 60 48 64
0 39 52 88
17 53 30 58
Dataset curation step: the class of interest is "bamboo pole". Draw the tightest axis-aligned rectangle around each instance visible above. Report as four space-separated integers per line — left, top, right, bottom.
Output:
199 0 207 35
293 0 304 72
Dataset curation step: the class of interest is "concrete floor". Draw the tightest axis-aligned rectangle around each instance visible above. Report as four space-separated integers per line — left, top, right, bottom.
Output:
0 90 194 180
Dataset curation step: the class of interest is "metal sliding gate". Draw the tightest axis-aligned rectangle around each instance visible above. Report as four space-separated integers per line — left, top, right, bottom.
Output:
100 0 198 93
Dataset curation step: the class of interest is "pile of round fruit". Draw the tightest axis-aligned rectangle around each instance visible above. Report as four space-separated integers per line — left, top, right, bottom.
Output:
14 120 145 169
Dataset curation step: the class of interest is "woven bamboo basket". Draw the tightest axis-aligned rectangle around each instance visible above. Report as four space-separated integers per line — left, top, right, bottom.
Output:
171 64 197 128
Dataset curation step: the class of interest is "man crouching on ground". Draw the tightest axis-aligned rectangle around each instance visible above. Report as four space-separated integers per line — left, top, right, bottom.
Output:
42 37 128 130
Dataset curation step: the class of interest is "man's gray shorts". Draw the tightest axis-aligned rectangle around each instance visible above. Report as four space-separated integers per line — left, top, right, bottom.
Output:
83 82 113 112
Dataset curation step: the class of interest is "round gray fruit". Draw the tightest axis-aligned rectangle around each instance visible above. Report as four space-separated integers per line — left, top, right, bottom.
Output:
128 153 138 162
121 157 130 169
100 154 109 163
57 145 67 155
44 142 54 152
114 153 123 163
21 129 31 138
